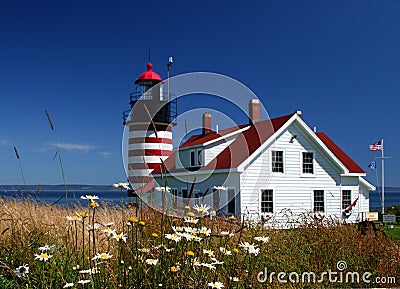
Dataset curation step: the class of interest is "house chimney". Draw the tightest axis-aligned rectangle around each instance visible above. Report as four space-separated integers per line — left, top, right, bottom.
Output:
202 112 212 135
249 99 260 124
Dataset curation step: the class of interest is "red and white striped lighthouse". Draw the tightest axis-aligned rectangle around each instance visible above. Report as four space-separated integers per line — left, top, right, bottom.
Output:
123 62 176 192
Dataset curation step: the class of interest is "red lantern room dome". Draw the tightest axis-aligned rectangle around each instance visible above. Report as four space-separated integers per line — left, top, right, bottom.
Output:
134 62 163 84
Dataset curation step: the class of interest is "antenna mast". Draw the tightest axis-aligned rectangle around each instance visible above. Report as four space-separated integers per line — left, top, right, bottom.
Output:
167 56 173 101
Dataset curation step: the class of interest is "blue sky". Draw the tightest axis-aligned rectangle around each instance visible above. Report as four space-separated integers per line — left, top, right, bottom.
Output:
0 0 399 186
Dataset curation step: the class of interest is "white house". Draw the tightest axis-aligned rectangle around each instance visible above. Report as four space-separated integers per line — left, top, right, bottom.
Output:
150 100 375 224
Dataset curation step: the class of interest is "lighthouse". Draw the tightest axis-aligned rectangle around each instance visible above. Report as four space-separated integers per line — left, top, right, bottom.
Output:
123 61 177 192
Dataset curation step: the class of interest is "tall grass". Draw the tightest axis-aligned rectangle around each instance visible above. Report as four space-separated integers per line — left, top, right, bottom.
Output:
0 196 399 288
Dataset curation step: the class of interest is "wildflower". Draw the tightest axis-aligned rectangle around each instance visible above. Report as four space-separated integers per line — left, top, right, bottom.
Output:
229 277 240 282
113 232 127 243
186 251 195 257
199 226 211 236
113 182 130 189
129 216 138 223
170 266 179 272
139 248 150 253
187 211 195 217
208 281 225 288
213 186 227 191
103 227 116 237
38 244 55 252
139 221 146 226
92 252 112 261
63 283 74 288
233 248 240 253
203 249 214 257
79 269 91 274
219 247 232 256
183 217 199 224
165 233 181 242
184 205 190 210
34 253 52 261
78 212 88 218
80 195 99 201
201 262 216 270
73 265 80 270
87 223 100 231
183 226 198 234
67 215 82 222
254 236 270 243
210 258 224 265
155 186 171 193
220 231 230 236
181 232 197 241
151 232 159 237
239 242 259 255
145 258 159 265
90 201 99 208
172 226 184 232
103 222 114 227
14 264 29 277
78 279 91 284
193 203 211 214
228 215 235 220
192 258 201 266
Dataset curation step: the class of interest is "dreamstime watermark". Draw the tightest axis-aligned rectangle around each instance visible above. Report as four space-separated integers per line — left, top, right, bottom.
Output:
257 261 396 285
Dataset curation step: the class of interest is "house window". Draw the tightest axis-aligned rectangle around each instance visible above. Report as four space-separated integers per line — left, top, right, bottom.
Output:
197 149 203 166
228 189 235 215
261 189 273 213
302 152 314 174
271 151 284 173
342 190 351 209
190 150 196 167
313 190 324 212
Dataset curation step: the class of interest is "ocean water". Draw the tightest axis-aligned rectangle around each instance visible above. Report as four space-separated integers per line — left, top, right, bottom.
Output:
1 187 399 211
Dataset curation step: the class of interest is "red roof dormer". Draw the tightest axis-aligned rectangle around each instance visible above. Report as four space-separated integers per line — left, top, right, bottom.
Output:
134 62 163 84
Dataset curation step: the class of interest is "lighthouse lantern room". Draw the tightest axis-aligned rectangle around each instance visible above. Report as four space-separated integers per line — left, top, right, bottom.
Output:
123 62 177 192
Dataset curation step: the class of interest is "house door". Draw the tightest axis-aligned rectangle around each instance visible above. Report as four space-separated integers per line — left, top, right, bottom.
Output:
227 189 235 215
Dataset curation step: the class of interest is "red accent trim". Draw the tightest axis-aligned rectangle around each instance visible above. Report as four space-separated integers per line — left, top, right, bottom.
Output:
129 163 162 170
128 175 154 184
128 149 173 157
129 125 172 131
129 137 172 144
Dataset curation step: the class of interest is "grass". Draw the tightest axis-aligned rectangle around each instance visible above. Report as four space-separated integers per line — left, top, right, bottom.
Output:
0 196 399 288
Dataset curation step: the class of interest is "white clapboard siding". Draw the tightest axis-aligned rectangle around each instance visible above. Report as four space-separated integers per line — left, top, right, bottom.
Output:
240 122 344 218
203 135 238 166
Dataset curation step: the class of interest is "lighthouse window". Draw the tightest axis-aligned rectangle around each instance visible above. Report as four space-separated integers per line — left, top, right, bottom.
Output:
342 190 351 209
271 151 284 173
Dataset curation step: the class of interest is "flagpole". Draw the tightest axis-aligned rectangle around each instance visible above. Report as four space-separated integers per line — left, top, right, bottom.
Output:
381 138 385 215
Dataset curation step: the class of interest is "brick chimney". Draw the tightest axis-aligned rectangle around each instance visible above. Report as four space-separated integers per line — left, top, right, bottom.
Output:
249 99 260 124
202 112 212 135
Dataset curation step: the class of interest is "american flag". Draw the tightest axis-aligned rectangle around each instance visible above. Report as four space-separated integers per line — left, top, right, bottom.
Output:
369 140 382 151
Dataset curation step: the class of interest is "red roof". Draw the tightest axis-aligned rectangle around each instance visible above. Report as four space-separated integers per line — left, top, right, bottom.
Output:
315 132 365 174
179 124 248 148
152 113 365 175
135 62 163 84
152 114 292 174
